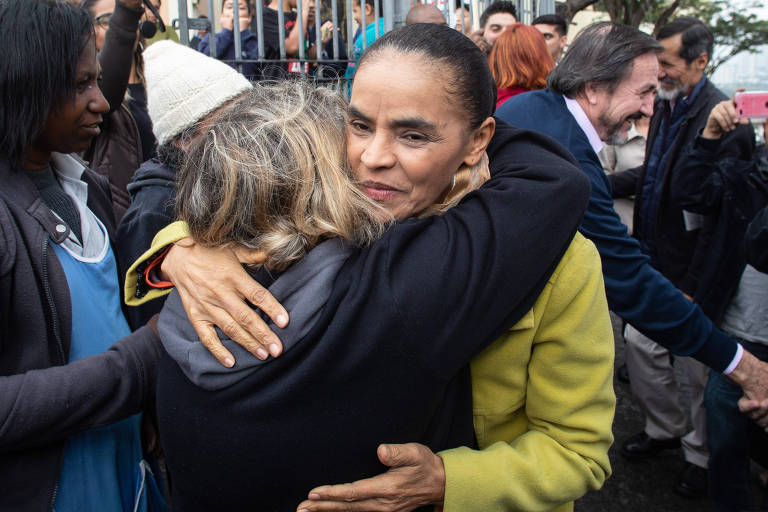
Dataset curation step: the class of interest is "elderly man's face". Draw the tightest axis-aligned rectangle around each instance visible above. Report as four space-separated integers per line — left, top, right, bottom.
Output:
592 52 658 145
657 33 706 100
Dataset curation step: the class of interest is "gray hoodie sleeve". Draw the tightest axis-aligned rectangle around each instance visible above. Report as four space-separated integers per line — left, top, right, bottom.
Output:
158 239 353 391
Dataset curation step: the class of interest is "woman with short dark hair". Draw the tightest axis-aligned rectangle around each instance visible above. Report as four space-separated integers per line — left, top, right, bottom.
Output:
0 1 162 509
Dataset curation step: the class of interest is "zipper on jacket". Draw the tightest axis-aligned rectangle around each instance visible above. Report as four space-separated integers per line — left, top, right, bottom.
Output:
41 238 66 364
49 480 59 511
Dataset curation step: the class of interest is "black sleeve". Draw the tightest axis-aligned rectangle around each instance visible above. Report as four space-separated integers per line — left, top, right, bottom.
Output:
376 120 591 379
98 1 143 114
0 326 161 452
746 205 768 273
608 165 642 198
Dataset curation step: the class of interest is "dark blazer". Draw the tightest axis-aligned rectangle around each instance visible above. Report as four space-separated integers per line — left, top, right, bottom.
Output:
610 79 754 295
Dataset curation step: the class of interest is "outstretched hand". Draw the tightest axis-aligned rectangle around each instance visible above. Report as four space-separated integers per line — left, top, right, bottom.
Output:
160 238 289 367
296 443 446 512
730 350 768 430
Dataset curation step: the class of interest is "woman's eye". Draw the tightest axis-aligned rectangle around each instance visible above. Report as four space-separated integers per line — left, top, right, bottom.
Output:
350 121 370 133
403 132 427 143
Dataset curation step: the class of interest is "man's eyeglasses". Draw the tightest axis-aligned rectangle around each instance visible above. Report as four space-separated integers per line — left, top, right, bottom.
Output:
95 13 112 29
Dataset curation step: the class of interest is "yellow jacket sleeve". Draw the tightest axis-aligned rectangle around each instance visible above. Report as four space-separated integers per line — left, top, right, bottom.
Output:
439 234 615 512
124 220 191 306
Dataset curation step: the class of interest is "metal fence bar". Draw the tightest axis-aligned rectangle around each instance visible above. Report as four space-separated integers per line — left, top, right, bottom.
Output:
360 0 367 50
383 0 394 32
233 0 243 72
297 0 306 65
206 0 216 56
256 0 265 59
331 0 340 59
373 0 380 38
447 0 456 32
315 0 322 61
178 0 190 45
345 0 354 58
278 0 287 60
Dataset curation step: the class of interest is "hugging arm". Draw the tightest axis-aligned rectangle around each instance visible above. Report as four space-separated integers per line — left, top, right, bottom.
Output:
299 235 615 511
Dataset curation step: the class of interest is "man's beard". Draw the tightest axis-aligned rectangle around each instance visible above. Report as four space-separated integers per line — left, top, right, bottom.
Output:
657 77 686 101
601 113 643 146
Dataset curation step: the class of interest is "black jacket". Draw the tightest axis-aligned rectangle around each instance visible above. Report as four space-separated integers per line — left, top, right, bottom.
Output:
671 137 768 320
116 158 177 330
746 204 768 274
610 79 754 295
0 156 161 512
84 1 145 222
155 120 592 511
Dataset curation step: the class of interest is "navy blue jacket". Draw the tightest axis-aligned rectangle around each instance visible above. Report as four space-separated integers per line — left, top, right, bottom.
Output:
200 28 261 80
116 158 177 330
497 89 737 371
671 137 768 321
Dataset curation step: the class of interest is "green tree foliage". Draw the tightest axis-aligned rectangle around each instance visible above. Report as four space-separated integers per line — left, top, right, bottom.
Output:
561 0 768 72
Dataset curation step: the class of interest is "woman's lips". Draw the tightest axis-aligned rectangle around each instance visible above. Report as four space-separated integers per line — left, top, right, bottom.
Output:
82 123 101 137
361 181 400 202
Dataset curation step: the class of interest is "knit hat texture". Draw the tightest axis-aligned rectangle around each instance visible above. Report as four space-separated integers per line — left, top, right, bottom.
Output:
144 40 253 146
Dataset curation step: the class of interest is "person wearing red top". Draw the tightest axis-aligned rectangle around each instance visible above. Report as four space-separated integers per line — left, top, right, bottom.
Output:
488 23 554 108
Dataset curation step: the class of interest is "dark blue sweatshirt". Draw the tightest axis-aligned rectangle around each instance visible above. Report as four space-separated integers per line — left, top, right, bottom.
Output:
497 89 738 372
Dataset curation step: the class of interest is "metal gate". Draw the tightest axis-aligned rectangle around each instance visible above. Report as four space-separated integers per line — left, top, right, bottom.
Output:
172 0 554 87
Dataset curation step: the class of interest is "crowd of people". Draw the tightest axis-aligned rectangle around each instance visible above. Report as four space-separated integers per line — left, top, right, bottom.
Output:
1 0 768 511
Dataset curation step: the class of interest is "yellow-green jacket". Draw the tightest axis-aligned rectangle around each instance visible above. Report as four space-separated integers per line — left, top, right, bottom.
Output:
440 232 615 511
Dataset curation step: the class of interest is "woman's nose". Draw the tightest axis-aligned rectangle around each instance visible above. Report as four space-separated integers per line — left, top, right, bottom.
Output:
360 133 396 170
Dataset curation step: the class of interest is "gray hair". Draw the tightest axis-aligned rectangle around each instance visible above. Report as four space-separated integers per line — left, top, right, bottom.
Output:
547 22 663 97
656 17 713 63
175 82 390 271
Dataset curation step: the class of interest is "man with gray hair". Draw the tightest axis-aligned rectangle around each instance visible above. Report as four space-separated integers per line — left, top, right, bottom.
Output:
606 18 754 498
497 21 768 496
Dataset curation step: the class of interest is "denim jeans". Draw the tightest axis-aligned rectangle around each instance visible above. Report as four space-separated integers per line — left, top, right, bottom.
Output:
706 339 768 512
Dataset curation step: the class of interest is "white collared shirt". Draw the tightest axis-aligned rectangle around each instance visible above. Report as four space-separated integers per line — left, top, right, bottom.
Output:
564 96 604 155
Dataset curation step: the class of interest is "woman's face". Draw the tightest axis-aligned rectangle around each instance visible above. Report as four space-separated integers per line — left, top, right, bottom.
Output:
347 52 485 220
89 0 115 52
27 40 109 168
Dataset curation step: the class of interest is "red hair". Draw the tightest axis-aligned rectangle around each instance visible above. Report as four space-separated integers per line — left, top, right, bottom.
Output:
489 23 554 91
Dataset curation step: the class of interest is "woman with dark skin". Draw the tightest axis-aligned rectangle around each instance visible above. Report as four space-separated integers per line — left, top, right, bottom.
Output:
0 1 162 509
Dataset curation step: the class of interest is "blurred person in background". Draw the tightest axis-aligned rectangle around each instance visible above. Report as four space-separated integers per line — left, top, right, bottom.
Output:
199 0 261 80
470 1 517 54
142 0 180 46
405 3 446 26
488 23 554 108
82 0 157 222
116 41 253 330
455 3 471 35
188 14 208 49
671 98 768 512
533 13 568 63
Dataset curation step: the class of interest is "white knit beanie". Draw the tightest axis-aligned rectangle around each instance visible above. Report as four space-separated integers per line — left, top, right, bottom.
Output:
144 40 253 146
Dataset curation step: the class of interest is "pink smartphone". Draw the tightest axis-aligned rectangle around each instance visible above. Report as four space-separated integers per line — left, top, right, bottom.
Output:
734 91 768 120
